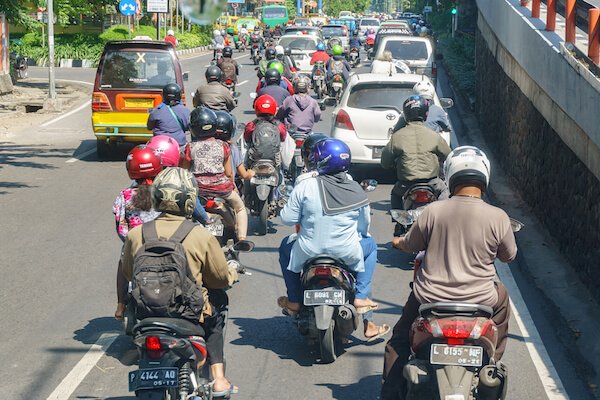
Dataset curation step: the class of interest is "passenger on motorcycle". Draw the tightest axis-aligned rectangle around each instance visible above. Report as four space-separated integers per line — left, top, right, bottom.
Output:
212 29 225 60
214 111 255 183
250 27 264 50
217 46 240 84
326 44 351 83
349 31 361 52
413 80 451 134
258 47 277 78
283 46 299 72
277 139 391 340
380 96 451 229
119 167 239 398
255 61 294 95
310 42 330 65
370 51 399 75
193 66 236 111
275 45 295 80
272 23 284 37
381 146 517 399
263 25 273 40
243 94 287 168
256 68 291 108
147 83 190 147
280 77 321 135
238 24 249 46
186 107 249 241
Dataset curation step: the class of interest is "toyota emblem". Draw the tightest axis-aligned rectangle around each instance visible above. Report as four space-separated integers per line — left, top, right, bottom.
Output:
386 113 397 120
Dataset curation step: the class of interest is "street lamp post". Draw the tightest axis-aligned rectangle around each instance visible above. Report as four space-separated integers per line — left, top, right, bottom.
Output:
47 0 56 100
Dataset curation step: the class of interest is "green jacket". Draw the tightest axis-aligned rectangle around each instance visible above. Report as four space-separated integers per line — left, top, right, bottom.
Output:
380 121 451 182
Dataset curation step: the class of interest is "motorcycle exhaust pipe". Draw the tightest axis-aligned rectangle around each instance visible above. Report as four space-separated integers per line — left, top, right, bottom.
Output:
477 365 505 399
335 304 359 333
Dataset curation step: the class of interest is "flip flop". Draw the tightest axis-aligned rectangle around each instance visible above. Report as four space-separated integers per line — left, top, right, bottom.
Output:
213 383 239 398
277 296 301 317
365 323 391 343
355 303 379 314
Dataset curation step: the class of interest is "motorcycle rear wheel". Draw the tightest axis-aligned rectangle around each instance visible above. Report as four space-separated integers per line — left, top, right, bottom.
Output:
318 319 337 363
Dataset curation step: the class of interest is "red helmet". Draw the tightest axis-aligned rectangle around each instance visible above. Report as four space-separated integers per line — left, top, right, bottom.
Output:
254 94 278 116
126 145 163 180
146 135 181 167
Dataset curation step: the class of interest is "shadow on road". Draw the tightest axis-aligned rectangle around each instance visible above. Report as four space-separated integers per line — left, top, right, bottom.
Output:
377 242 415 271
0 142 71 169
315 374 381 400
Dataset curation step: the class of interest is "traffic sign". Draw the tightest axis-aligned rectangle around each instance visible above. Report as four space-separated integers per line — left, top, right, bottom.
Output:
423 6 433 13
119 0 137 16
231 3 239 9
147 0 169 13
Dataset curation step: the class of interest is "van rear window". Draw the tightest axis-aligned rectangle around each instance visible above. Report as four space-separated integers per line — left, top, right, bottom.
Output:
384 41 429 60
99 50 176 89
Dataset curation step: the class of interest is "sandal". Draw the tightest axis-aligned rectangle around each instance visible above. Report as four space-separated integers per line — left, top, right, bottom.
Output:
365 323 391 343
355 303 379 314
213 383 239 398
277 296 301 317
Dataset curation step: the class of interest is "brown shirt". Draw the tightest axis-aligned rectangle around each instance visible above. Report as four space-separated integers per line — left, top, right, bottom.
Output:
404 196 517 306
121 214 236 313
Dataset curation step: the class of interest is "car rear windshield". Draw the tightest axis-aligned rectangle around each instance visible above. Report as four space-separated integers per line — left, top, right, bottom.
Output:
347 82 415 110
322 26 344 38
99 49 176 89
278 37 317 50
360 19 379 26
383 40 429 60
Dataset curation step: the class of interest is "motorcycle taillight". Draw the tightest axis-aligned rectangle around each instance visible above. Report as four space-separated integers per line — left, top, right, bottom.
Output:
314 267 333 276
146 336 161 351
430 318 493 340
411 190 434 203
295 139 304 147
315 69 322 75
334 75 342 82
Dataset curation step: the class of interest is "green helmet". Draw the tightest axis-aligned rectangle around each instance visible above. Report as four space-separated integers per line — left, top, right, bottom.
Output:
227 27 234 34
332 44 343 56
267 60 285 75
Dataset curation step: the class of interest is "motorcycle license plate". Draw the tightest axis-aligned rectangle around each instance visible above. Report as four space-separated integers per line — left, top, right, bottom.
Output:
206 222 224 237
303 289 345 306
294 154 304 167
351 52 358 57
430 344 483 367
372 146 384 158
128 367 178 391
332 82 343 89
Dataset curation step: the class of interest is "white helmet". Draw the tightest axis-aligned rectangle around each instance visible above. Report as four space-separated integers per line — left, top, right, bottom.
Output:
413 80 435 100
443 146 491 194
167 29 175 36
214 29 221 36
275 45 285 55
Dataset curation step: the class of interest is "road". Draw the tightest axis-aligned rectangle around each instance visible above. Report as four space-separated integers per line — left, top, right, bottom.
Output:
1 50 593 400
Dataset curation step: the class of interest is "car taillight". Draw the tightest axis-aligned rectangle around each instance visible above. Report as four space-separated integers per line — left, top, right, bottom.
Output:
295 139 304 147
92 92 112 111
411 190 434 203
335 110 355 130
314 267 333 276
146 336 162 351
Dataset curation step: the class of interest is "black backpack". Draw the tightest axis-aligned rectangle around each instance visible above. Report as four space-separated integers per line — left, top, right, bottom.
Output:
249 118 281 162
130 220 204 322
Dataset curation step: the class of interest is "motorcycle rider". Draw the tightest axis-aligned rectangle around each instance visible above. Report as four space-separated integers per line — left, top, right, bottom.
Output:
256 68 291 108
243 94 287 168
283 46 298 72
193 66 236 112
263 24 273 41
275 45 295 80
212 29 225 60
326 44 351 92
119 167 239 398
310 42 330 65
277 139 391 341
413 80 451 134
279 77 321 135
349 31 361 58
258 47 277 78
380 95 451 235
250 26 265 54
214 111 255 184
238 23 249 48
147 83 190 149
381 146 517 399
272 23 284 38
255 60 294 95
217 46 240 85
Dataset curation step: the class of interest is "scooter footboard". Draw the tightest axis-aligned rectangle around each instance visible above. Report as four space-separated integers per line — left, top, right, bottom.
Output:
435 365 475 399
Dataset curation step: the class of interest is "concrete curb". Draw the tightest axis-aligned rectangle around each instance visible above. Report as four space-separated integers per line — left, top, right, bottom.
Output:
176 45 211 56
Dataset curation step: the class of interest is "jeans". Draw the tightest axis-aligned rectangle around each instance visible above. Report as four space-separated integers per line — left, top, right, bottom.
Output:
192 197 210 225
278 235 378 321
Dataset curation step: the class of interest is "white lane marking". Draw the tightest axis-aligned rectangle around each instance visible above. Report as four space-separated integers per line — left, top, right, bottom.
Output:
41 100 91 128
233 54 249 60
237 80 248 86
66 148 96 163
46 333 119 400
496 261 568 399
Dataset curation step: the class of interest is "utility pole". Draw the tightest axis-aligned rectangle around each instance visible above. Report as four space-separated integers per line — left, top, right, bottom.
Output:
47 0 56 100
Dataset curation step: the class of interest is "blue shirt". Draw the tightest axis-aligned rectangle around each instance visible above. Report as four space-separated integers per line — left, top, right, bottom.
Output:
280 174 370 273
147 102 191 146
229 144 243 178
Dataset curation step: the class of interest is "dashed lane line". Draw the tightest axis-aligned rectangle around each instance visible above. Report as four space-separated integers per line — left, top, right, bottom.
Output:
65 148 96 163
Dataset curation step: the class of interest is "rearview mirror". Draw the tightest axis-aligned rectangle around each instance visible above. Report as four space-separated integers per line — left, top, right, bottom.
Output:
250 92 257 99
509 218 524 233
233 240 255 252
439 98 454 109
183 71 189 81
360 179 378 192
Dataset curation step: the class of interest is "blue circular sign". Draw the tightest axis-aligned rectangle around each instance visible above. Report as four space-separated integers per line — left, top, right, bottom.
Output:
119 0 137 16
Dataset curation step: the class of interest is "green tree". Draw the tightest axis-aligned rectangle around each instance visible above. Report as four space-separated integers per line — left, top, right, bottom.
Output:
0 0 110 27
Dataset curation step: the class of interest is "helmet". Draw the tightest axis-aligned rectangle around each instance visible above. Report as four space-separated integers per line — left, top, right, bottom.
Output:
301 133 328 167
242 23 247 28
205 65 222 82
264 68 282 86
331 44 343 56
214 111 235 141
267 60 285 75
162 83 182 105
309 139 351 175
126 145 163 180
265 47 277 60
167 29 175 36
227 28 234 35
254 94 278 116
146 135 181 167
189 107 218 139
317 42 326 51
402 95 429 122
152 167 197 217
284 46 292 56
443 146 491 194
223 46 233 57
275 45 285 55
413 80 435 100
293 76 309 94
276 24 281 28
214 29 221 36
254 26 260 31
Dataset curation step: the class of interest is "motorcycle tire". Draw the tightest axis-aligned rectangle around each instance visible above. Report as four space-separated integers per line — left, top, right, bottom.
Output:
319 319 337 363
258 199 268 235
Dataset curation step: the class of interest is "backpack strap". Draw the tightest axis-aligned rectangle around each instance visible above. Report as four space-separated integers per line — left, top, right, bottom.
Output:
169 220 196 243
141 220 159 242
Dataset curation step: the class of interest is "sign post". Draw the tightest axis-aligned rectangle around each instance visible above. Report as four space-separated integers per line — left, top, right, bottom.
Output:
119 0 137 37
47 0 56 100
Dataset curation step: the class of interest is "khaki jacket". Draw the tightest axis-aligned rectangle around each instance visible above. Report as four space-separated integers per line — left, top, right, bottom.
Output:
193 81 236 111
121 214 236 317
380 122 451 182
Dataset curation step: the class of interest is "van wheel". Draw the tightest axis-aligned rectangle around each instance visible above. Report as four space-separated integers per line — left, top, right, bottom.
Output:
96 140 113 159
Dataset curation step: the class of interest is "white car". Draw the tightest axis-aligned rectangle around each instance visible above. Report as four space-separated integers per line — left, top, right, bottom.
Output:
374 36 436 85
330 73 452 165
277 34 318 74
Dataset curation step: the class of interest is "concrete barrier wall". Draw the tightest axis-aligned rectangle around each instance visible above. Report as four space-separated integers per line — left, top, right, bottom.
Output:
476 0 600 181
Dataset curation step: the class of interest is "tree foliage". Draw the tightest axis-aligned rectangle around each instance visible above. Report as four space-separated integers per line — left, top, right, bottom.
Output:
1 0 111 27
323 0 371 17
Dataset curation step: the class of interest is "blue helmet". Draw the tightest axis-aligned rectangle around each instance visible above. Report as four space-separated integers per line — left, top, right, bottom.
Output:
316 42 326 51
310 139 351 175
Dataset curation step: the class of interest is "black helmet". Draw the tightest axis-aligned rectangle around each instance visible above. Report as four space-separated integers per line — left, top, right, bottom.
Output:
205 65 222 82
402 95 429 122
242 23 247 28
284 46 292 56
265 68 281 85
293 76 309 94
265 47 276 60
223 46 233 57
302 133 328 167
162 83 182 105
190 107 218 139
214 111 235 141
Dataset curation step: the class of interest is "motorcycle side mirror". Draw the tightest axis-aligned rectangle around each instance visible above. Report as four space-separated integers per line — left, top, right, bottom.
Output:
250 92 257 99
509 218 525 233
233 240 255 252
319 102 326 111
183 71 189 81
439 97 454 109
360 179 378 192
236 122 247 133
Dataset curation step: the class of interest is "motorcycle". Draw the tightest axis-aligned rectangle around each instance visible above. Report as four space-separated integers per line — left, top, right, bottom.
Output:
238 34 248 52
246 159 284 235
288 180 378 363
390 183 437 237
250 43 262 65
286 125 307 184
223 78 237 98
329 74 345 105
199 195 237 245
365 37 375 60
349 47 360 68
311 61 327 99
10 51 28 81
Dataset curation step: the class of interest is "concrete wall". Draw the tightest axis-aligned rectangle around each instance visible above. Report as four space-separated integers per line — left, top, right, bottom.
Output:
475 0 600 297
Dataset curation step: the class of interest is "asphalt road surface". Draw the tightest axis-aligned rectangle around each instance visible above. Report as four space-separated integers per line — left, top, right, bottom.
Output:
2 51 593 400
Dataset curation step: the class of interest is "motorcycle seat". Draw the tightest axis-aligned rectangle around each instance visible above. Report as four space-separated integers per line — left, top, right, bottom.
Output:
418 302 494 318
133 317 206 337
303 255 347 270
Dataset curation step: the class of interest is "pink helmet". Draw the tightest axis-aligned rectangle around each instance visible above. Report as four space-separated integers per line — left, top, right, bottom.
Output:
146 135 181 167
